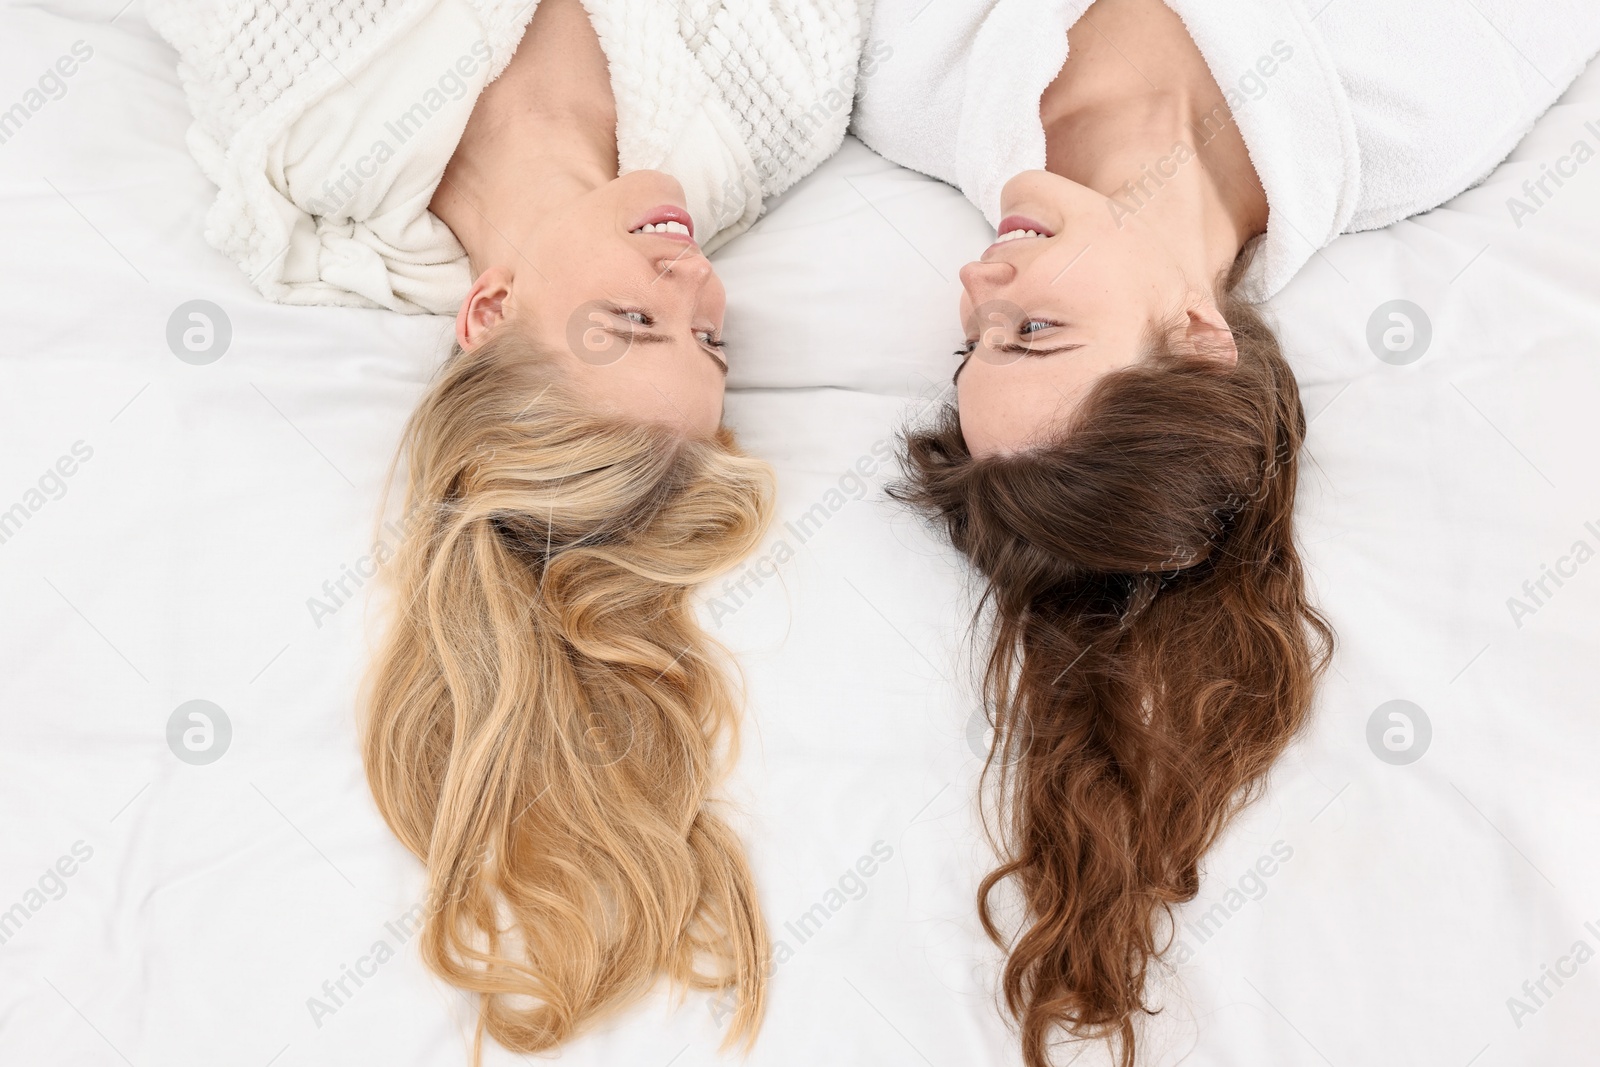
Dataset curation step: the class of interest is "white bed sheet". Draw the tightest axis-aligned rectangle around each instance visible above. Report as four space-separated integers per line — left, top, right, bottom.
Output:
1 4 1597 1067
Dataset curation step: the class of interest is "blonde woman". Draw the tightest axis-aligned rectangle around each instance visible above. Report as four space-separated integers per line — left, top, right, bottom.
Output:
148 0 866 1057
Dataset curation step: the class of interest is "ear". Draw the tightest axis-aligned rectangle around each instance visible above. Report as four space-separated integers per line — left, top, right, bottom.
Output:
1182 297 1238 366
455 265 515 351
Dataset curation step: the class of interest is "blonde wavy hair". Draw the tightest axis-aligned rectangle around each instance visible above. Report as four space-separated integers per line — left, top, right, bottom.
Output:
361 329 775 1059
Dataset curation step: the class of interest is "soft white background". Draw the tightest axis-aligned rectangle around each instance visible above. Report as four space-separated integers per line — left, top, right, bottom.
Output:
0 3 1597 1066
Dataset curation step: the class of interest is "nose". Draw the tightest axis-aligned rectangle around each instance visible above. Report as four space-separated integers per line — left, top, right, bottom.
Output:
652 249 724 328
959 258 1016 304
654 251 713 284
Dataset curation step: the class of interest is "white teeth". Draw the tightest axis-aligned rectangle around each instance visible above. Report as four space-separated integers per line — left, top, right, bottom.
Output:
995 228 1044 243
631 220 692 235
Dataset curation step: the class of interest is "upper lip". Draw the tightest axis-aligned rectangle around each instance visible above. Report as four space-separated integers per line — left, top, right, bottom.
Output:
982 215 1055 261
996 214 1054 238
630 204 696 240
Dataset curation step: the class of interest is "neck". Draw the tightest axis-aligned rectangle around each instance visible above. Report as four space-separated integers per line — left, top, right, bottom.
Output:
1040 2 1267 290
430 0 618 274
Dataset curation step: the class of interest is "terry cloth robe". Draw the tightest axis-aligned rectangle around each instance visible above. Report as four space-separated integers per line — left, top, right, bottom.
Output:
849 0 1600 301
146 0 866 313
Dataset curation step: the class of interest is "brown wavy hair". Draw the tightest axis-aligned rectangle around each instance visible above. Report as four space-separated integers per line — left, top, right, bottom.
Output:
894 264 1333 1067
362 330 775 1060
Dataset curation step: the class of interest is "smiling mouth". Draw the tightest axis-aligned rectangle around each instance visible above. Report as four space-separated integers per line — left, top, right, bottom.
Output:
981 215 1057 260
630 220 692 237
995 214 1055 239
629 204 696 242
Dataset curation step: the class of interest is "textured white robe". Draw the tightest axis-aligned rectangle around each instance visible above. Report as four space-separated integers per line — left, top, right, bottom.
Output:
850 0 1600 300
146 0 866 313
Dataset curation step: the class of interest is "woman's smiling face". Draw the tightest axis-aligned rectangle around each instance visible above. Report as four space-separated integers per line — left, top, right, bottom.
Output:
456 170 731 436
953 169 1229 456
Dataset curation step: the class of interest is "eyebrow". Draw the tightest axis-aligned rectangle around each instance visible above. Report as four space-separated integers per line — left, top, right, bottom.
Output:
952 342 1085 385
600 327 729 375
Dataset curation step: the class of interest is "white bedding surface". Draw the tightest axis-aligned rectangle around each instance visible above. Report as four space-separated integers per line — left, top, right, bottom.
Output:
2 5 1598 1067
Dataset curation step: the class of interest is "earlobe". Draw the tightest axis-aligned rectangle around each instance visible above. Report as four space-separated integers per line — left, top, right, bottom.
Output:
456 266 514 350
1184 301 1238 366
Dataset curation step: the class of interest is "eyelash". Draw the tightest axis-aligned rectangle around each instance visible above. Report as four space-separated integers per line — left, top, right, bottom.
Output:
614 306 725 349
956 319 1057 355
615 306 653 326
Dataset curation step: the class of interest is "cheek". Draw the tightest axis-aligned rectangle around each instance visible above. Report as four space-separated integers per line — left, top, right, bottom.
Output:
654 372 724 437
526 211 629 300
957 290 974 329
702 379 728 433
664 360 729 436
958 370 1040 457
1064 246 1170 352
955 376 987 452
704 275 729 327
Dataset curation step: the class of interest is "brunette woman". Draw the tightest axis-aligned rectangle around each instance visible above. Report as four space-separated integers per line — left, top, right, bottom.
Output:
853 1 1600 1063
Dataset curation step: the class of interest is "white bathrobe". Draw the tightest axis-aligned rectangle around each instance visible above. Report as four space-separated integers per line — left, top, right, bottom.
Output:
146 0 865 314
850 0 1600 301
